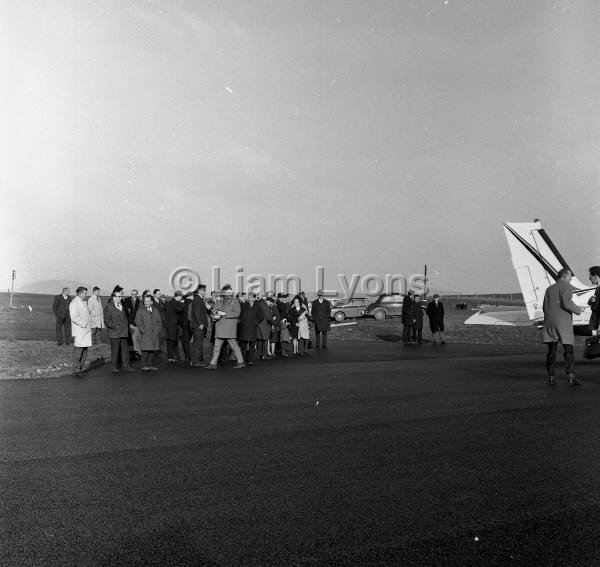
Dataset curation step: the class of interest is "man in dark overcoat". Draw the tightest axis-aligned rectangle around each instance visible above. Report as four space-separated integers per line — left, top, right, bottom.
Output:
311 291 331 349
123 289 142 359
411 294 424 344
543 268 586 385
52 287 71 345
238 292 264 364
165 291 185 362
104 289 135 373
426 293 445 344
401 291 414 344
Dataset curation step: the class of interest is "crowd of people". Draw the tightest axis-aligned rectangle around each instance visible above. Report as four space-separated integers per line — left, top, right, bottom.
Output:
53 285 333 375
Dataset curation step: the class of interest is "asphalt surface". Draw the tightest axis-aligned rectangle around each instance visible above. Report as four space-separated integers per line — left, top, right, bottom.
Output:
2 341 600 566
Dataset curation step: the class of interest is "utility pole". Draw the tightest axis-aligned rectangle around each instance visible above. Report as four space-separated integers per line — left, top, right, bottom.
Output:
10 269 15 308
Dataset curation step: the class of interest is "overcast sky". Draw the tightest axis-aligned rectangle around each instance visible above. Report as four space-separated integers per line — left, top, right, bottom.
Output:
2 0 599 295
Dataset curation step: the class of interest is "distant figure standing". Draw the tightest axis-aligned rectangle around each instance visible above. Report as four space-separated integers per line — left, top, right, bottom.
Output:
543 268 586 386
587 266 600 335
87 287 104 346
69 286 91 376
52 287 71 345
401 291 414 344
426 294 446 345
311 291 331 349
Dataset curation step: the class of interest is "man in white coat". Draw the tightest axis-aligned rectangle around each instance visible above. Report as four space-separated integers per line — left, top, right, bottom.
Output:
88 286 104 346
70 286 92 376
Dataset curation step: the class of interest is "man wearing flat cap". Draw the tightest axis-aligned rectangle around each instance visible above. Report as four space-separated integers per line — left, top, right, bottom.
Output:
311 290 331 349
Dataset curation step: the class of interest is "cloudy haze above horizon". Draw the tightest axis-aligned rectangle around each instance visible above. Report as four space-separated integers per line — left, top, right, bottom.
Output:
2 0 600 296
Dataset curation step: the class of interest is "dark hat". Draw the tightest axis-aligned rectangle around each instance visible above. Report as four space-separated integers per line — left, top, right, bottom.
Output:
197 284 207 290
173 290 184 298
317 290 324 296
75 286 87 294
433 293 440 298
277 293 284 298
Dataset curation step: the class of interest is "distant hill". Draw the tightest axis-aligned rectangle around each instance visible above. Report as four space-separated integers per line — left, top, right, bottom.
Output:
16 279 131 295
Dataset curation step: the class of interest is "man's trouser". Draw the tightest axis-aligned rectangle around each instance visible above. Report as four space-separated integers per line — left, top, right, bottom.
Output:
315 331 328 348
56 317 71 345
546 342 575 376
191 328 206 363
110 337 130 368
210 338 244 365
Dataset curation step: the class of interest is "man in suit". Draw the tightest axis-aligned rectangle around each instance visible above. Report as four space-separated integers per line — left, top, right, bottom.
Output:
123 289 142 359
311 290 331 349
152 288 167 355
543 268 587 386
52 287 71 345
190 284 210 367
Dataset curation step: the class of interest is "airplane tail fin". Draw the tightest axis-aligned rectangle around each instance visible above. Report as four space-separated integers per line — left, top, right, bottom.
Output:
503 220 586 321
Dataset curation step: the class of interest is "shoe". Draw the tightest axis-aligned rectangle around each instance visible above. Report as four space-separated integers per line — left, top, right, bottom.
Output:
206 364 218 370
569 376 582 386
547 376 556 385
247 361 255 366
233 362 247 369
168 358 176 363
141 367 151 372
149 366 159 371
441 341 447 345
110 367 120 374
281 353 289 357
123 365 136 373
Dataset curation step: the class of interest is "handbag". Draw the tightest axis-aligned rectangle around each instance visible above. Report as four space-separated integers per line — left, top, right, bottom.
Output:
584 335 600 359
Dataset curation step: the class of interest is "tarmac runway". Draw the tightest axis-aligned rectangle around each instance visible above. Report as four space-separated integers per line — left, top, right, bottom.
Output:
2 341 600 566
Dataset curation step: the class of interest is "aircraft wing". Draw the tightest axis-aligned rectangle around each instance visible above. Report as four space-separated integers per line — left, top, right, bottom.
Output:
464 309 538 327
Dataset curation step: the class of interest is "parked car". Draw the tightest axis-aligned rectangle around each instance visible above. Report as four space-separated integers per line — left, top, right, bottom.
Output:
330 297 368 322
364 294 404 320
